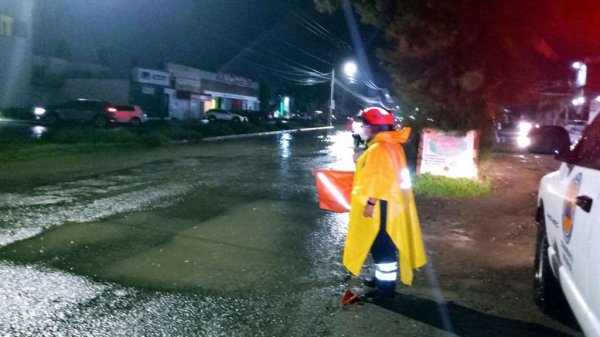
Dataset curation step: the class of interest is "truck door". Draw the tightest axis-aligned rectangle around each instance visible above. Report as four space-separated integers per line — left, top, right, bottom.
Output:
587 172 600 334
564 117 600 334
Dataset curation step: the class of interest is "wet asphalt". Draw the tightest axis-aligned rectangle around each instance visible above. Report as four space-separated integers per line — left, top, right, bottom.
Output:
0 129 356 336
0 119 47 141
0 127 580 337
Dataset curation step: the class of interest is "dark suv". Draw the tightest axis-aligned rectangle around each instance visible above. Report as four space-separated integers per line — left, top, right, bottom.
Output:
38 99 117 127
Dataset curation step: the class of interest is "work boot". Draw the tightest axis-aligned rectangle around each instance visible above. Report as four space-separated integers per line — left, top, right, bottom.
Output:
362 289 393 303
362 278 376 288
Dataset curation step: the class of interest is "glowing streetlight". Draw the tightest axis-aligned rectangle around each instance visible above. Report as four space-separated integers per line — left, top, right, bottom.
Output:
328 60 359 126
343 61 358 78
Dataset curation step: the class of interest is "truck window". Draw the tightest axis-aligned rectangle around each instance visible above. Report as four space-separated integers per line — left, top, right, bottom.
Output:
571 118 600 170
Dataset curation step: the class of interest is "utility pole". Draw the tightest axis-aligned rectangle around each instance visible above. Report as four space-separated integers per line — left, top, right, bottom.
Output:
328 68 335 126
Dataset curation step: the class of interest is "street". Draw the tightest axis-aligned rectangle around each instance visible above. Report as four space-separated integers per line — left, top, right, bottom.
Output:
0 119 47 141
0 129 581 336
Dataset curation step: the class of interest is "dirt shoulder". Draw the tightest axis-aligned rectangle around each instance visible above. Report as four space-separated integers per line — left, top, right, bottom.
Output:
331 152 581 337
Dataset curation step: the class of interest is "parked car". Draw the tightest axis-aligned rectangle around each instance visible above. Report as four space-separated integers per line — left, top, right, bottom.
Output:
113 105 148 126
496 117 535 147
205 109 248 122
237 110 273 123
533 113 600 336
564 119 588 144
290 113 313 121
35 99 117 127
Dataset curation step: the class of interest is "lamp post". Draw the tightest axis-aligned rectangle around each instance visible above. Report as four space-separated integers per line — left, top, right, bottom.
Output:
328 61 358 126
328 68 335 126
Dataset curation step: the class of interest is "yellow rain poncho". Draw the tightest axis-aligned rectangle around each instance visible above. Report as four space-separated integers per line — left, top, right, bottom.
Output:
343 128 426 286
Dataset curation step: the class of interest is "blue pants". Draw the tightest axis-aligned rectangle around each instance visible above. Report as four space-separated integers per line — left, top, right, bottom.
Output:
370 200 398 296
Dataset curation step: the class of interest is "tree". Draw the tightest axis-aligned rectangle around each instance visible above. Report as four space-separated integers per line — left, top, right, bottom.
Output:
315 0 600 132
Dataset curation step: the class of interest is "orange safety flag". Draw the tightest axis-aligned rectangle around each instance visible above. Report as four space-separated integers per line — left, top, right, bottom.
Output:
312 169 354 213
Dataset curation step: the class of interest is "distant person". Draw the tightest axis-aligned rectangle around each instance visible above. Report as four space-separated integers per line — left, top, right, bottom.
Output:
344 107 426 301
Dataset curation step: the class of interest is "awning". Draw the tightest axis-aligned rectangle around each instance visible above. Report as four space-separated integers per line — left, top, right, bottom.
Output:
203 91 259 102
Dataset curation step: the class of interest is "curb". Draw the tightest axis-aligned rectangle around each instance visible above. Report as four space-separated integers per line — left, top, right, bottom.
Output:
202 126 334 142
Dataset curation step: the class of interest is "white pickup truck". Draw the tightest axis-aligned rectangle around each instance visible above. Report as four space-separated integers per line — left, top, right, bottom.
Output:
534 114 600 336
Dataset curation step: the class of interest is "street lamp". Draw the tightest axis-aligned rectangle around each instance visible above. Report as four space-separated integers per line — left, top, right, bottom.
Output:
343 61 357 79
328 60 358 126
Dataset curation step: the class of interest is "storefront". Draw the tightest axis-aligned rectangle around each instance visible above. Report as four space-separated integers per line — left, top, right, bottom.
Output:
203 91 259 112
165 63 260 119
130 68 170 119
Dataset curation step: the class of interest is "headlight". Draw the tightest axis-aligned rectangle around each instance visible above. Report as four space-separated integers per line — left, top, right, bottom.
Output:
33 107 46 116
517 136 531 148
518 121 533 135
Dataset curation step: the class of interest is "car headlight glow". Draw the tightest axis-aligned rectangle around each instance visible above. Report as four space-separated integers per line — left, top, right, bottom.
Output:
517 135 531 148
518 121 533 135
33 107 46 116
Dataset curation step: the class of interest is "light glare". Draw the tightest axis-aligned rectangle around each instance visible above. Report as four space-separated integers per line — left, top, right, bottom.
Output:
343 61 357 78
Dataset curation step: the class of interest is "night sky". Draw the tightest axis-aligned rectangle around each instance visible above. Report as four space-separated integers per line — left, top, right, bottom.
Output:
33 0 380 85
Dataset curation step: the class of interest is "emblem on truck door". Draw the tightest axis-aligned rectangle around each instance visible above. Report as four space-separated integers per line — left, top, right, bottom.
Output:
562 173 582 244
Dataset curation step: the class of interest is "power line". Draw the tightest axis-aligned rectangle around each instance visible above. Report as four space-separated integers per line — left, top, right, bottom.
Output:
293 12 351 50
278 40 333 66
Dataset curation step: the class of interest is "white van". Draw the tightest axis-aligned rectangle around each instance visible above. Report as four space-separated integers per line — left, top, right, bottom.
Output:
534 114 600 336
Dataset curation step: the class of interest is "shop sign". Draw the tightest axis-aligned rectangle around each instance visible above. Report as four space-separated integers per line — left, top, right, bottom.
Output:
190 94 212 101
141 86 155 95
175 78 201 93
132 68 170 86
216 72 252 87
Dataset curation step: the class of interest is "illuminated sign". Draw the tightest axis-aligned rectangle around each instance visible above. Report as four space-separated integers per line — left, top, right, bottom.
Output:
418 128 479 179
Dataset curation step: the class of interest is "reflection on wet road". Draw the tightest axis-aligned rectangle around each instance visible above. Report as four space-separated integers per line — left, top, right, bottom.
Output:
0 119 48 141
0 129 354 336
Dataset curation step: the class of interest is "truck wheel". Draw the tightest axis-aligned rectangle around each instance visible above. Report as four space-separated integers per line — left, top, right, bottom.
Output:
533 212 563 314
353 135 361 148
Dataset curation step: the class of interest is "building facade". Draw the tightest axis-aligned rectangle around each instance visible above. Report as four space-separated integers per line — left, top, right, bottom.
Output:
0 0 33 109
165 63 259 120
129 68 170 119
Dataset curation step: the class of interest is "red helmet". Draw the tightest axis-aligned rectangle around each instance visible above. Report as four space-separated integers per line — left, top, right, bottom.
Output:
361 107 394 125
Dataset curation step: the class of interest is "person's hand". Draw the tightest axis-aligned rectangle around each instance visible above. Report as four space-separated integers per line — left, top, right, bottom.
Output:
363 203 375 218
352 150 364 163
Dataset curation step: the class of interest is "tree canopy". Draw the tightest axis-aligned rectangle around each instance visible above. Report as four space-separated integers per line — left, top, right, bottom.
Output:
315 0 600 131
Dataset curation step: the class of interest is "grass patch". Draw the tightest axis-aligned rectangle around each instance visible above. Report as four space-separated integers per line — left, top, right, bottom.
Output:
0 120 327 163
0 107 34 120
413 174 491 198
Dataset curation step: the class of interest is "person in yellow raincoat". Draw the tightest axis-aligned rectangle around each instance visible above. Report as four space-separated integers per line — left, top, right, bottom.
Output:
344 107 427 300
